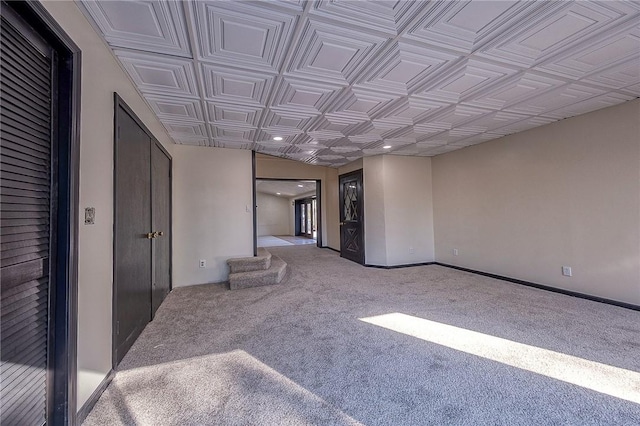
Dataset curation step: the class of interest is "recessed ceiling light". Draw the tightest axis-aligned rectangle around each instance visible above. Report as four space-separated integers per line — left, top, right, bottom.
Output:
273 136 283 141
383 145 392 149
297 184 303 187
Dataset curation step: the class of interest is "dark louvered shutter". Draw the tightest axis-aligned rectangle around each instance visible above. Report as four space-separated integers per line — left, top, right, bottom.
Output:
1 11 54 426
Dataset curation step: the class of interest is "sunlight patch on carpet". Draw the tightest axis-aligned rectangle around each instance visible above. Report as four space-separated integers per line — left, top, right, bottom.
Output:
85 350 364 426
360 313 640 404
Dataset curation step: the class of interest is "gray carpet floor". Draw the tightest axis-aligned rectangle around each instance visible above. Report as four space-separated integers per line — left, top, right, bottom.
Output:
84 246 640 425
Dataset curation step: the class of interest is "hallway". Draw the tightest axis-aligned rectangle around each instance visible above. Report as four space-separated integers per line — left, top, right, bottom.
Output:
257 235 317 248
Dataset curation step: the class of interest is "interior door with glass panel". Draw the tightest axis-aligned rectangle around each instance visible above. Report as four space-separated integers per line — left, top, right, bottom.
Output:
339 169 364 264
297 197 316 239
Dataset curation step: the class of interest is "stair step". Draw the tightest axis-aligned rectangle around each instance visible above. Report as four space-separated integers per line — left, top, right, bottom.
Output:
229 255 287 290
227 247 271 273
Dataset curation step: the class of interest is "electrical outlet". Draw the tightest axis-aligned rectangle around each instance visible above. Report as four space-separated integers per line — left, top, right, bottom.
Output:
409 247 414 254
562 266 572 277
453 249 458 256
84 207 95 225
199 259 206 268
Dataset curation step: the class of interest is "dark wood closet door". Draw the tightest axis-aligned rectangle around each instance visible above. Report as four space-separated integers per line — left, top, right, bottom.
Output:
151 142 171 317
0 8 54 425
339 169 364 264
114 106 152 365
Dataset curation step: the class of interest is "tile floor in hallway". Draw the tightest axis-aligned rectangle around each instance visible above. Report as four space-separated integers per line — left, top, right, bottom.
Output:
258 235 317 247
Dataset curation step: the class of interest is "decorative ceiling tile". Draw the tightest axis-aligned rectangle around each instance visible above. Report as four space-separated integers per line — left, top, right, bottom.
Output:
372 96 448 125
362 147 390 156
210 125 257 142
622 82 640 96
353 42 461 96
308 0 424 37
262 129 306 144
145 95 204 122
456 110 531 133
403 1 540 54
173 137 208 146
581 57 640 89
504 83 606 115
478 1 634 67
214 139 254 150
163 121 208 139
81 1 640 165
417 58 519 103
81 0 190 56
270 77 342 115
192 1 298 72
262 109 316 131
201 64 275 106
306 129 345 142
417 105 494 132
415 139 448 149
541 92 635 119
491 116 558 136
207 102 262 128
115 50 199 97
536 23 640 79
285 19 388 85
464 72 567 110
293 142 328 152
348 132 382 145
330 145 361 154
390 144 421 156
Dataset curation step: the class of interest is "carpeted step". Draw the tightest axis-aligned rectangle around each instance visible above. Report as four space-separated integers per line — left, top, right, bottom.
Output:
227 247 271 273
229 255 287 290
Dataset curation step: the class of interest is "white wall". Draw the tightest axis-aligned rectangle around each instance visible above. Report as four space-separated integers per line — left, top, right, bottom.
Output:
41 1 175 409
363 156 435 266
383 156 435 265
257 192 290 236
173 146 253 286
363 156 387 265
432 99 640 305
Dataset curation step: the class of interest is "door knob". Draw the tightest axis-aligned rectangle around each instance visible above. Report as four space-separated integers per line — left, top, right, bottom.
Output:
157 231 164 237
146 232 155 239
340 222 344 226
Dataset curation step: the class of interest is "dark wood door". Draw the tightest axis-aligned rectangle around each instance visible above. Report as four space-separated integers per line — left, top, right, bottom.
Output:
0 9 55 424
114 105 152 365
339 169 364 264
151 142 171 317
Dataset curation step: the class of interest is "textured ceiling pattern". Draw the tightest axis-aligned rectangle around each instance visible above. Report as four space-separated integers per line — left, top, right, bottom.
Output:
80 0 640 167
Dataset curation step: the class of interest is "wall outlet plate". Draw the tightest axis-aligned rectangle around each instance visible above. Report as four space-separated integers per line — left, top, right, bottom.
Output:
199 259 206 268
453 249 459 256
562 266 572 277
84 207 95 225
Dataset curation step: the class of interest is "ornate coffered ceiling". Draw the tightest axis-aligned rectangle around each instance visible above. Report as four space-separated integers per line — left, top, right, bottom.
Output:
79 0 640 167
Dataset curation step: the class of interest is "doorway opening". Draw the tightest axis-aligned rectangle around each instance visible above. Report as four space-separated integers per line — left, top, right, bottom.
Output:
255 179 319 249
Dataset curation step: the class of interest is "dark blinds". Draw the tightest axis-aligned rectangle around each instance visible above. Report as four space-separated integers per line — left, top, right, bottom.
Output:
1 13 53 426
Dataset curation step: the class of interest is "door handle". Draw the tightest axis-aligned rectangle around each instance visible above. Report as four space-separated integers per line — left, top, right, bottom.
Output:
146 231 164 239
146 232 155 239
340 222 345 226
157 231 164 237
